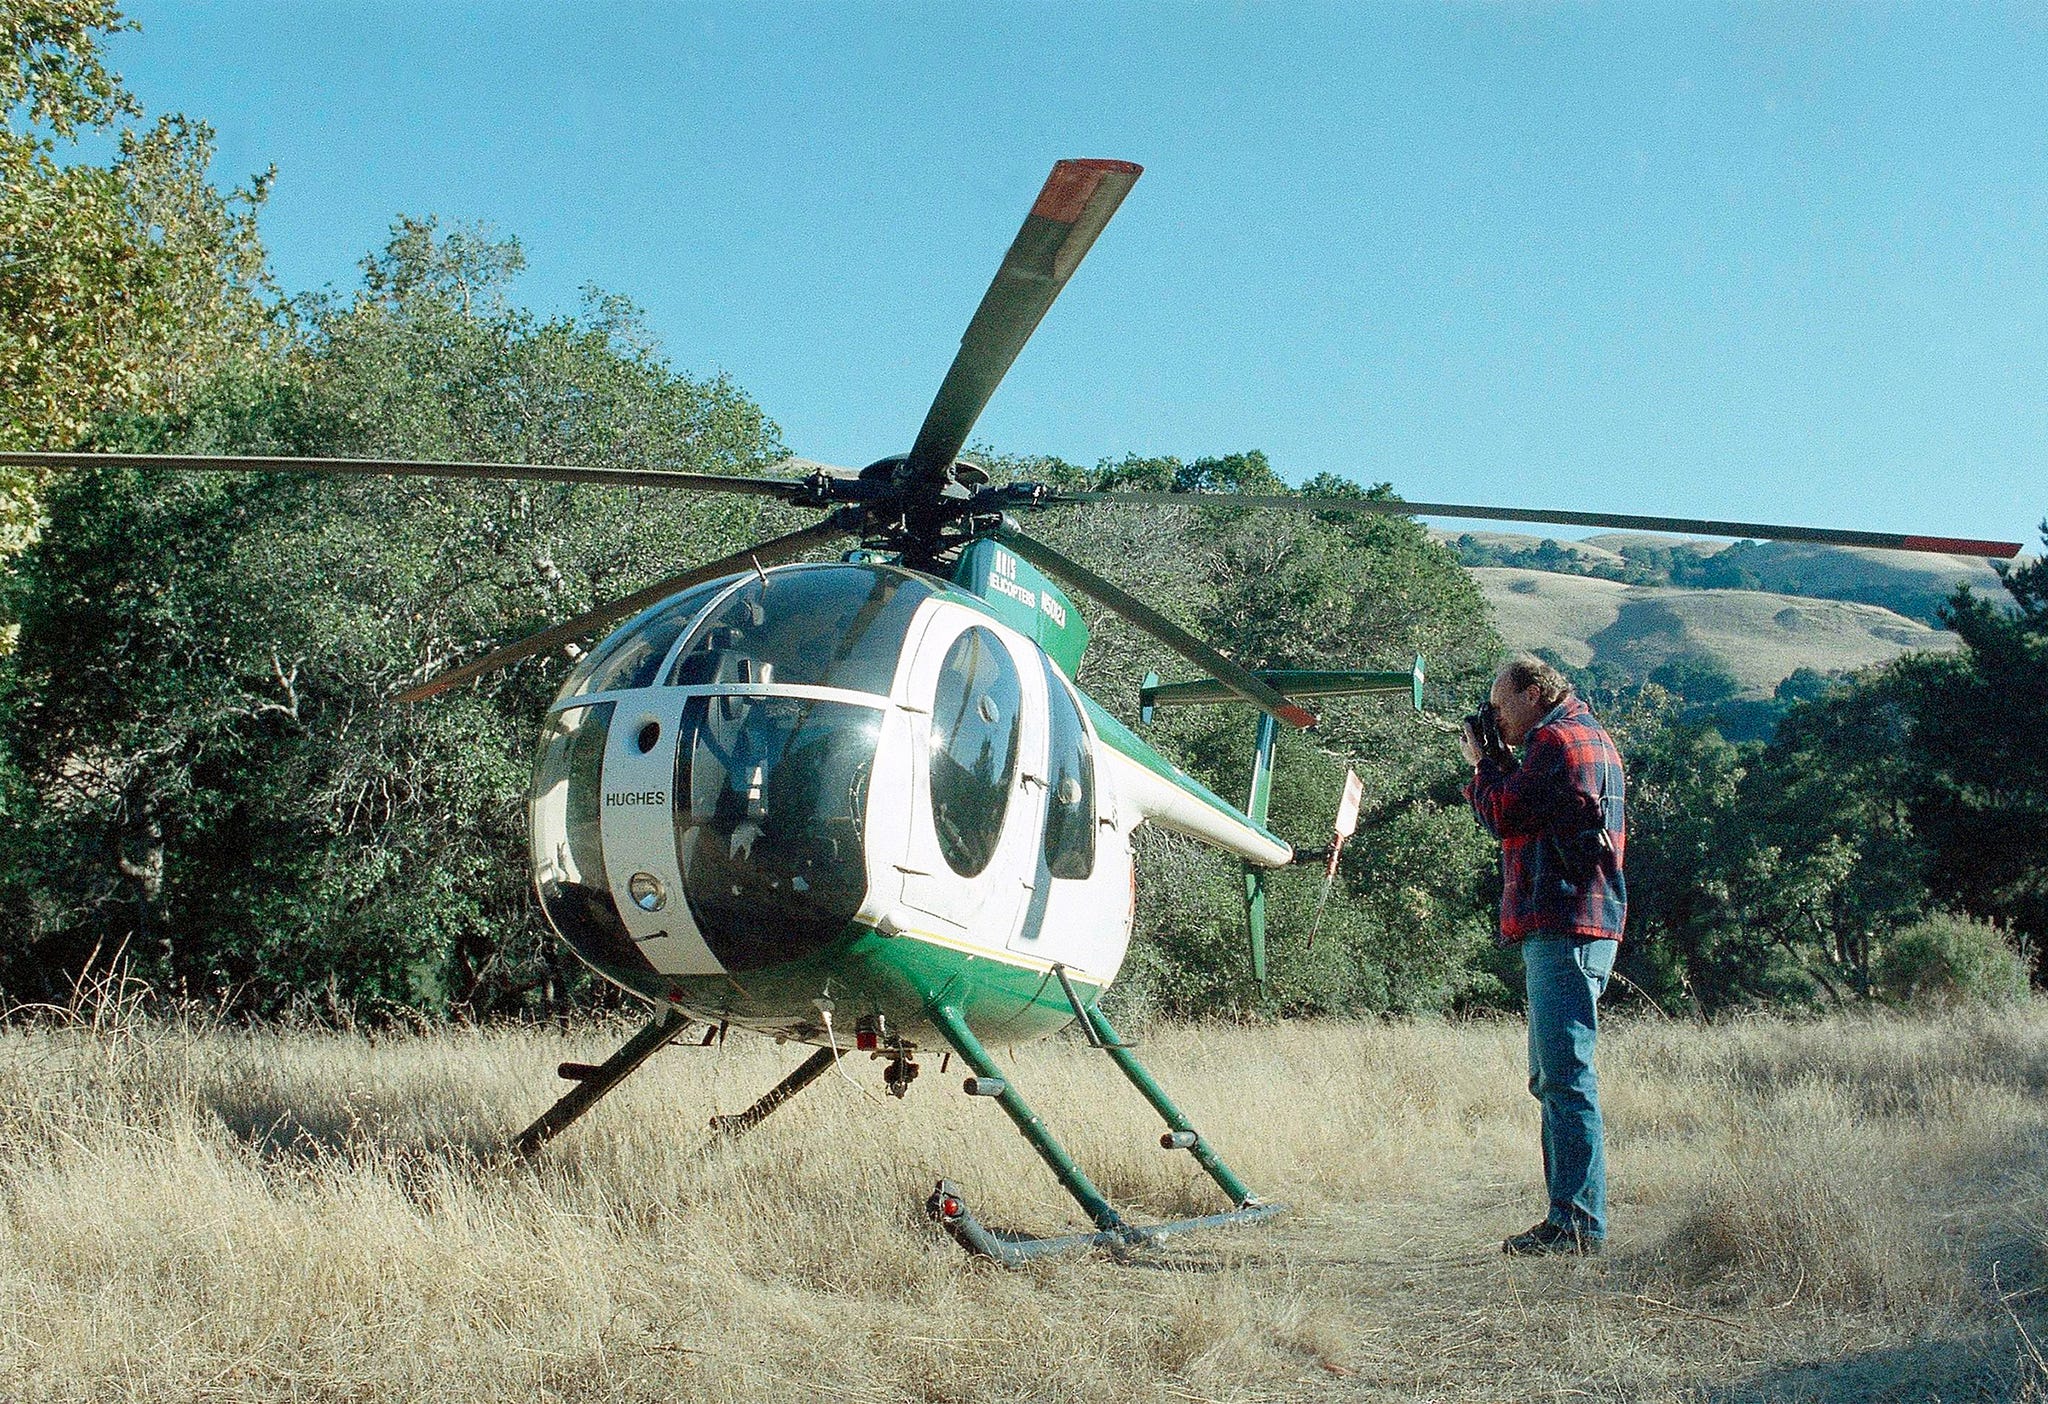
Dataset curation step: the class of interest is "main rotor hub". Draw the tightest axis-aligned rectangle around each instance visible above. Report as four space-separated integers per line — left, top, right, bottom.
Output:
841 456 1022 570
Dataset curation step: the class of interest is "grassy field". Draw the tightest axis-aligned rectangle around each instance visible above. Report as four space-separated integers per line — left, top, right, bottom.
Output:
2 1003 2045 1402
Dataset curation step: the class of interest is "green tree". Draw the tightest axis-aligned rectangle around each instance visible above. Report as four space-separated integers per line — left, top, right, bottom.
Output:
1774 666 1841 706
0 220 786 1017
1872 910 2030 1009
1014 453 1502 1016
1648 653 1741 707
1747 673 1935 1000
1614 667 1938 1013
1 1 279 551
1608 696 1766 1011
1898 529 2048 955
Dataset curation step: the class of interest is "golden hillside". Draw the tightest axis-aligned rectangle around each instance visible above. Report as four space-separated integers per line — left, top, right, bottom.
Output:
1471 566 1961 695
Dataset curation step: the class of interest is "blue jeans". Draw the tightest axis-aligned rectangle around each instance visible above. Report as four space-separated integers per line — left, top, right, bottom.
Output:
1522 934 1617 1239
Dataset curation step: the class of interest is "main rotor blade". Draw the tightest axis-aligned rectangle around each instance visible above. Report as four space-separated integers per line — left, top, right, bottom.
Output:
1043 489 2023 559
902 159 1142 482
395 511 857 703
993 523 1316 731
0 451 809 499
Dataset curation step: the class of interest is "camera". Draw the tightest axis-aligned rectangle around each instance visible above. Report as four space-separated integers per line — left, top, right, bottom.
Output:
1547 790 1617 888
1463 703 1514 768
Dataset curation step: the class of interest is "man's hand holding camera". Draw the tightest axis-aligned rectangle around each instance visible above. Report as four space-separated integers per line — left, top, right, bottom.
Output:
1462 703 1514 769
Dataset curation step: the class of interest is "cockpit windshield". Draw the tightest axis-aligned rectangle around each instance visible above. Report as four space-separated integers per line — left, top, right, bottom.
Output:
667 564 934 695
557 579 731 700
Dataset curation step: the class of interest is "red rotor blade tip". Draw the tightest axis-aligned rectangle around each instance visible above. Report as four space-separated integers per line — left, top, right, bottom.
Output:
1032 159 1143 223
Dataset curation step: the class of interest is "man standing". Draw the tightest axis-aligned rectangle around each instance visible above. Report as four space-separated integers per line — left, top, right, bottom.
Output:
1463 654 1626 1257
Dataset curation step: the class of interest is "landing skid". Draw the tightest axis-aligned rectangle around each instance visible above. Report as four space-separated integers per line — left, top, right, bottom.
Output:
511 1009 835 1159
511 999 1285 1267
927 1179 1284 1265
922 999 1285 1264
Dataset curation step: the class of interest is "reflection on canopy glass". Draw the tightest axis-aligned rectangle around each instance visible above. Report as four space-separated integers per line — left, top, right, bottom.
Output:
668 564 934 694
559 580 733 700
530 702 650 976
1041 655 1095 880
930 626 1020 879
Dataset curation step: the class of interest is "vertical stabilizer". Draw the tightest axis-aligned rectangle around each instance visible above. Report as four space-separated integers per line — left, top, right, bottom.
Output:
1242 712 1281 986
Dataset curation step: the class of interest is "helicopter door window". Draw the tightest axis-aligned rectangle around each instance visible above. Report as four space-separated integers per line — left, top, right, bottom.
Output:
929 626 1022 879
561 580 730 700
1040 657 1096 880
666 565 934 696
672 695 880 971
529 702 650 974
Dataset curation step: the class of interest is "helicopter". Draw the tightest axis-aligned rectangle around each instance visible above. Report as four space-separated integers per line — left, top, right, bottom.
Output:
1 158 2022 1265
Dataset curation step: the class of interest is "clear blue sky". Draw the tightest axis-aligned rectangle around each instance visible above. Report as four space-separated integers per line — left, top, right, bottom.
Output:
100 3 2046 554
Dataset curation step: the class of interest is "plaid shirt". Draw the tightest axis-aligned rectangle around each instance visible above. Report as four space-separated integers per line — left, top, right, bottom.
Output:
1465 694 1627 943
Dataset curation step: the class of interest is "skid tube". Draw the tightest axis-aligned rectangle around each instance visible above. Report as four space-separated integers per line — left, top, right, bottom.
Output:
926 1179 1284 1265
512 1009 689 1159
513 1010 838 1161
922 1002 1284 1265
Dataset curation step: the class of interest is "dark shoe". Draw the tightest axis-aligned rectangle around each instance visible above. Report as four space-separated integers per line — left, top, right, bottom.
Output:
1502 1220 1603 1257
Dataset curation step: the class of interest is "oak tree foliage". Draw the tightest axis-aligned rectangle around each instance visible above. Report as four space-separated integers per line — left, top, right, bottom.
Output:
1 1 279 551
0 220 785 1017
997 449 1504 1017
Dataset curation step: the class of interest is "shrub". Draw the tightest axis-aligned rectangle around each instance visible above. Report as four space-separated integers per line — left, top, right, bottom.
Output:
1874 911 2031 1010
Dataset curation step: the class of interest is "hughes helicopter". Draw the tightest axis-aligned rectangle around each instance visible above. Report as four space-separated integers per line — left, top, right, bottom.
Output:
2 159 2022 1265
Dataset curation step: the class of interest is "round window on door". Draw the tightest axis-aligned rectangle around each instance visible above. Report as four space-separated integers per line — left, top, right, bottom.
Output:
929 626 1021 877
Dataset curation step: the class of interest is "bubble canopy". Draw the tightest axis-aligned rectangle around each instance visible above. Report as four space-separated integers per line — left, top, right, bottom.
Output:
665 564 935 695
531 563 940 981
549 562 938 706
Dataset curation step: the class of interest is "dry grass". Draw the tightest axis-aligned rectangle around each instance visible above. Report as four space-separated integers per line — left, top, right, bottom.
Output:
1468 567 1960 695
1 1003 2046 1402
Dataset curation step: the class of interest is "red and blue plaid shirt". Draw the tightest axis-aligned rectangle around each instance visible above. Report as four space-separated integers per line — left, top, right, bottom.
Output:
1465 693 1627 943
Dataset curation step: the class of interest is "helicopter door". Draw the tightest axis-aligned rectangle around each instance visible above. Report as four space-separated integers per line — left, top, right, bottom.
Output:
595 696 722 977
1005 656 1104 971
898 619 1046 949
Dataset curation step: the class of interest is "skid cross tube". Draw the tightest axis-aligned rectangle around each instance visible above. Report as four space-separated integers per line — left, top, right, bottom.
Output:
513 1009 689 1159
924 1003 1126 1235
1079 1004 1260 1209
705 1046 838 1141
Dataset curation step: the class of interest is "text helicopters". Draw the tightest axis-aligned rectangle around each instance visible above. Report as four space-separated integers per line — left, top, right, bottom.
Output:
2 159 2022 1264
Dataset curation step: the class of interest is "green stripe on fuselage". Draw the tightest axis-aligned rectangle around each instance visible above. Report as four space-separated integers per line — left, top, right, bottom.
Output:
579 921 1101 1049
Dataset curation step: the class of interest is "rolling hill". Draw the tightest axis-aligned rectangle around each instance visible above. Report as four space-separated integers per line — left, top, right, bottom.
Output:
1469 566 1961 699
1583 534 2010 624
1438 528 2011 624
